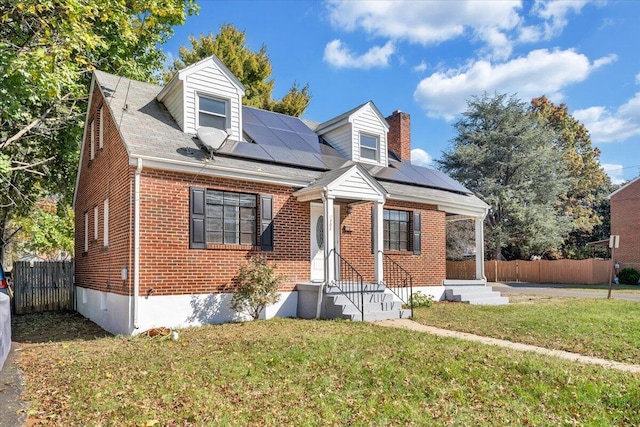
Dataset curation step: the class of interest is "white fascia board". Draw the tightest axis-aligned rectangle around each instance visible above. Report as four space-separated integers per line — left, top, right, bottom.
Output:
387 193 489 218
353 101 389 131
129 155 311 188
315 116 350 135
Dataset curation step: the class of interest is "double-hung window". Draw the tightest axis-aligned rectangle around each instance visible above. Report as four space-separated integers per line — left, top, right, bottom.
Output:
360 133 379 161
383 209 410 251
205 190 256 245
198 95 228 130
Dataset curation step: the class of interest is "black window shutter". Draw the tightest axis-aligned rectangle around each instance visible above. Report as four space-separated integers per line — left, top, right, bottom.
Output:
260 195 274 251
190 187 206 249
412 211 421 254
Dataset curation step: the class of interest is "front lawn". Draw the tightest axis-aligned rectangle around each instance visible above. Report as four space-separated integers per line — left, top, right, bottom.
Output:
14 313 640 426
413 297 640 364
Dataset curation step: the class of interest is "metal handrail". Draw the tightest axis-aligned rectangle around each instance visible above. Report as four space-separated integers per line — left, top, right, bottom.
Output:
330 250 365 321
381 252 414 317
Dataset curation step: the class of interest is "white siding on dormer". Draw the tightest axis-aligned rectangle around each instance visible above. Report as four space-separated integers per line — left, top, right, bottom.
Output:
162 80 185 130
322 125 353 159
351 106 388 166
183 64 242 140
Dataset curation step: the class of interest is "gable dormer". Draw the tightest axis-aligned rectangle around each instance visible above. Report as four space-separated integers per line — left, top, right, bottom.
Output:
316 101 389 167
157 55 246 142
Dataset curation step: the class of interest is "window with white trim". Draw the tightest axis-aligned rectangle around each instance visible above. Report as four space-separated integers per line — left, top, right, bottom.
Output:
198 95 228 130
89 119 95 160
93 205 99 241
98 106 104 150
103 198 109 247
360 133 379 161
84 211 88 252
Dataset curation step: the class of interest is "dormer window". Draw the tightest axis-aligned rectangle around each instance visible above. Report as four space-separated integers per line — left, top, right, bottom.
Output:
360 133 379 161
198 95 228 130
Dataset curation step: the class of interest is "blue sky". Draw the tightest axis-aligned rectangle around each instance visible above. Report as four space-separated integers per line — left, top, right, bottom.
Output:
163 0 640 184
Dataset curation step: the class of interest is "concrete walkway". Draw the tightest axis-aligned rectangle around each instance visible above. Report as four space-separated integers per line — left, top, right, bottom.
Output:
376 318 640 374
0 343 26 427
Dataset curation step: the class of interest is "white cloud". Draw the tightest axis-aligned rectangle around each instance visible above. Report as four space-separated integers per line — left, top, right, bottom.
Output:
323 39 395 69
601 163 625 185
412 61 428 73
411 148 432 166
592 54 618 69
413 49 611 120
326 0 522 60
530 0 591 40
573 93 640 143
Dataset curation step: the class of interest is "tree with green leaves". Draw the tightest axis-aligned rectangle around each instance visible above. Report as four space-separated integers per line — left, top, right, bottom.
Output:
438 93 572 260
531 96 612 258
0 0 198 263
164 25 311 117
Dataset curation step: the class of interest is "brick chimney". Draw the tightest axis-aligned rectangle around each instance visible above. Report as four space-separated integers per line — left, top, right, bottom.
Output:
386 110 411 162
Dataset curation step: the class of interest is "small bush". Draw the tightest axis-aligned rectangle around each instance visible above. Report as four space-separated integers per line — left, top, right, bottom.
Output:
409 291 434 308
230 256 283 320
618 268 640 285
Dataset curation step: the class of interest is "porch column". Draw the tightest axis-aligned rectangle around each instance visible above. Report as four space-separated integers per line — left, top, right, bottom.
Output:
373 200 384 283
323 194 335 284
475 217 486 282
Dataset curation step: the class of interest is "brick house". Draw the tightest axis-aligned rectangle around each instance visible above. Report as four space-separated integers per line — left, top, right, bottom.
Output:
609 177 640 272
73 55 491 335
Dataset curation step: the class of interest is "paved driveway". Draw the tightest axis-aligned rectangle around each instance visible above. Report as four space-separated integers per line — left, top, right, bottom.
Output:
491 282 640 302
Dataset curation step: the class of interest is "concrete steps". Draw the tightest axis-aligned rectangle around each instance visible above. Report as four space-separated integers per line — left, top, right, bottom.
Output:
324 283 411 321
444 285 508 305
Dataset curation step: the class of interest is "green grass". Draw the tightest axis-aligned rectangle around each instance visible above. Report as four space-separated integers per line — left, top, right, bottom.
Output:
14 313 640 426
414 298 640 364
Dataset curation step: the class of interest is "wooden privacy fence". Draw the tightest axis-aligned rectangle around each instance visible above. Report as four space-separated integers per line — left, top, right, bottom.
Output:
13 260 74 314
447 259 612 285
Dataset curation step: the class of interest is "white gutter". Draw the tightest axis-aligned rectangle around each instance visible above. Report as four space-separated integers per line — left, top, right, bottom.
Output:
133 158 143 330
129 155 312 188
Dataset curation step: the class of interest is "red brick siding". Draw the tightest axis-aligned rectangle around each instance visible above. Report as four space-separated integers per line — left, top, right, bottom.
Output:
75 86 133 296
611 180 640 270
386 111 411 162
136 171 311 295
339 200 445 285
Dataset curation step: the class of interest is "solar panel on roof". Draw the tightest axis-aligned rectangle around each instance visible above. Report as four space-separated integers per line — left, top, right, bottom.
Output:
373 162 472 195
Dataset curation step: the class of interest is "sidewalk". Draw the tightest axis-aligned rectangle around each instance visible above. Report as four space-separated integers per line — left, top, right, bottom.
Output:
0 343 26 427
376 318 640 374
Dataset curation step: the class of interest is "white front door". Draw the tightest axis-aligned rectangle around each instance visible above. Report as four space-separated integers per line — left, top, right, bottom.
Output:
310 203 340 282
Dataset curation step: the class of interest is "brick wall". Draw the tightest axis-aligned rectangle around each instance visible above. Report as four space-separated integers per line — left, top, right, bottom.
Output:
610 180 640 270
75 85 133 296
339 200 446 285
137 171 310 295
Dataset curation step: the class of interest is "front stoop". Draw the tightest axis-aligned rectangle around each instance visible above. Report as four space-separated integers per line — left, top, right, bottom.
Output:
323 283 411 321
444 285 509 305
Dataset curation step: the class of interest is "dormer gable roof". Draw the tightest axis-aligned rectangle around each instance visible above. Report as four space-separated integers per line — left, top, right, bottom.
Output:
315 101 389 135
157 55 245 102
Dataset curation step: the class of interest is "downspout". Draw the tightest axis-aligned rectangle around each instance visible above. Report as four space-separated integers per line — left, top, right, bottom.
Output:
133 158 143 330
